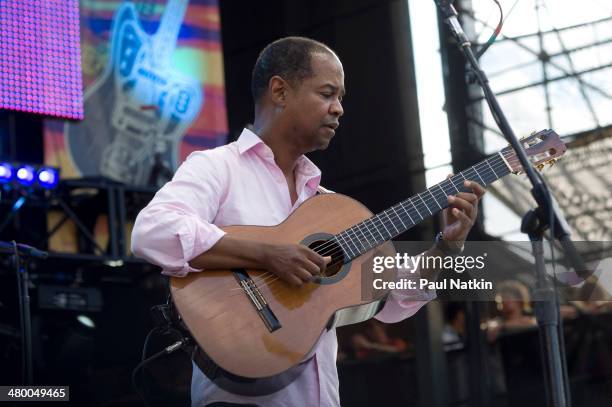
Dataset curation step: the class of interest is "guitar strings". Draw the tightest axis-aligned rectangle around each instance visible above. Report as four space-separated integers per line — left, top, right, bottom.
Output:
318 156 519 263
228 151 525 294
307 156 520 271
241 152 507 290
232 152 523 291
309 151 520 261
311 152 516 258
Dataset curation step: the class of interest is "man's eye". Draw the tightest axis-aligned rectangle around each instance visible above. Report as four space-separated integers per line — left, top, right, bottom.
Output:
321 93 333 98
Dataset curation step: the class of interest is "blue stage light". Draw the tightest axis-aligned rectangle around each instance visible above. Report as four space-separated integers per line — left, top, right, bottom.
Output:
0 163 13 183
37 167 59 189
16 165 36 186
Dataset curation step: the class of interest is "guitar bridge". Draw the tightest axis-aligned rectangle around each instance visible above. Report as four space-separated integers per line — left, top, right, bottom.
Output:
232 269 281 333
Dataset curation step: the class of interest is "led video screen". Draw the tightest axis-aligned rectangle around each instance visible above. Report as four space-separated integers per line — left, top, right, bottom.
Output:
0 0 84 119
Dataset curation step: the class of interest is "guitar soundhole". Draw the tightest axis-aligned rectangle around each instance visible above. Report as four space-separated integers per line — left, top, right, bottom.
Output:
308 239 344 277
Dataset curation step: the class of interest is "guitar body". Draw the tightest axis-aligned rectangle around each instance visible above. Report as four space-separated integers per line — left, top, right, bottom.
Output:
170 193 396 378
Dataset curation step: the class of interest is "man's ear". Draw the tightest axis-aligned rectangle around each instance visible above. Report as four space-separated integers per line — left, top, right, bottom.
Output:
269 76 288 107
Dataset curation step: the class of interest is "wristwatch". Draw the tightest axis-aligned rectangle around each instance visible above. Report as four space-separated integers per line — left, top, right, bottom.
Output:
434 232 464 255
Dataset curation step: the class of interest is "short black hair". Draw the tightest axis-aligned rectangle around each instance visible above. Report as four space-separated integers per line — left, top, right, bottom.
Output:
251 36 335 102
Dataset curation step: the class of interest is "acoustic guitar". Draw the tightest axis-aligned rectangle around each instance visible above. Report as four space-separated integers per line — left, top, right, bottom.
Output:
171 129 566 379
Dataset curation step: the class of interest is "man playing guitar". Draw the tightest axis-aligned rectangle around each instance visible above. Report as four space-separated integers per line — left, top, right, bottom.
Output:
132 36 485 407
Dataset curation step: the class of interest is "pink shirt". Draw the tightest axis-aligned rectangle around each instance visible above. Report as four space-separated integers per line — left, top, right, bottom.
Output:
132 128 434 407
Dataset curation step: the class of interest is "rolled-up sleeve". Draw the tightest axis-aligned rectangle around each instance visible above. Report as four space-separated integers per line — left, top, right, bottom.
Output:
131 151 227 277
375 252 437 323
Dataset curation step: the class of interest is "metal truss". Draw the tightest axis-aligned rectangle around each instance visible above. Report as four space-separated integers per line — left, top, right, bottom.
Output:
453 0 612 241
463 1 612 118
0 178 156 264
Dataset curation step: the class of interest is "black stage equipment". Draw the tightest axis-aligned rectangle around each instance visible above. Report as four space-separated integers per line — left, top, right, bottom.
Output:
0 240 47 385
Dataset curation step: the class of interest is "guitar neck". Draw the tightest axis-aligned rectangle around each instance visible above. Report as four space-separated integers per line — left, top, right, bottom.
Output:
153 0 188 63
333 152 513 261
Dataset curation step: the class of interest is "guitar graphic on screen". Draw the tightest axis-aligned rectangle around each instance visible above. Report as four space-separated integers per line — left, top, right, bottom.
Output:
65 0 202 185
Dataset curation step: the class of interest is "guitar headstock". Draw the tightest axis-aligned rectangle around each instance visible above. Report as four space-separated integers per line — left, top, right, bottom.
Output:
501 129 567 174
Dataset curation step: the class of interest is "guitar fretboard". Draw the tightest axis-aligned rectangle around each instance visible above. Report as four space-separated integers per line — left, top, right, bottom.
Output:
330 151 512 261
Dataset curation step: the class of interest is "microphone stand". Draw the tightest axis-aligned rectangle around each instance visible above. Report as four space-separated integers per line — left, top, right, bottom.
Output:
434 2 588 406
0 241 48 385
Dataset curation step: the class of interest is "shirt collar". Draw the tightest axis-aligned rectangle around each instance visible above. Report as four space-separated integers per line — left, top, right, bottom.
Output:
237 127 264 155
236 127 322 182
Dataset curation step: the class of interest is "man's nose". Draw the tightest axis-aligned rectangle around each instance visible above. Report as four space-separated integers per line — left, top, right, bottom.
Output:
330 99 344 117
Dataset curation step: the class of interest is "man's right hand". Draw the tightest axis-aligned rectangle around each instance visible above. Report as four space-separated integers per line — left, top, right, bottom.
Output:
261 243 332 287
188 235 331 287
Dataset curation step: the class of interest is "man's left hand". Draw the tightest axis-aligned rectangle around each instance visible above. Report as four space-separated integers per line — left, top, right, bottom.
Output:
441 178 486 247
